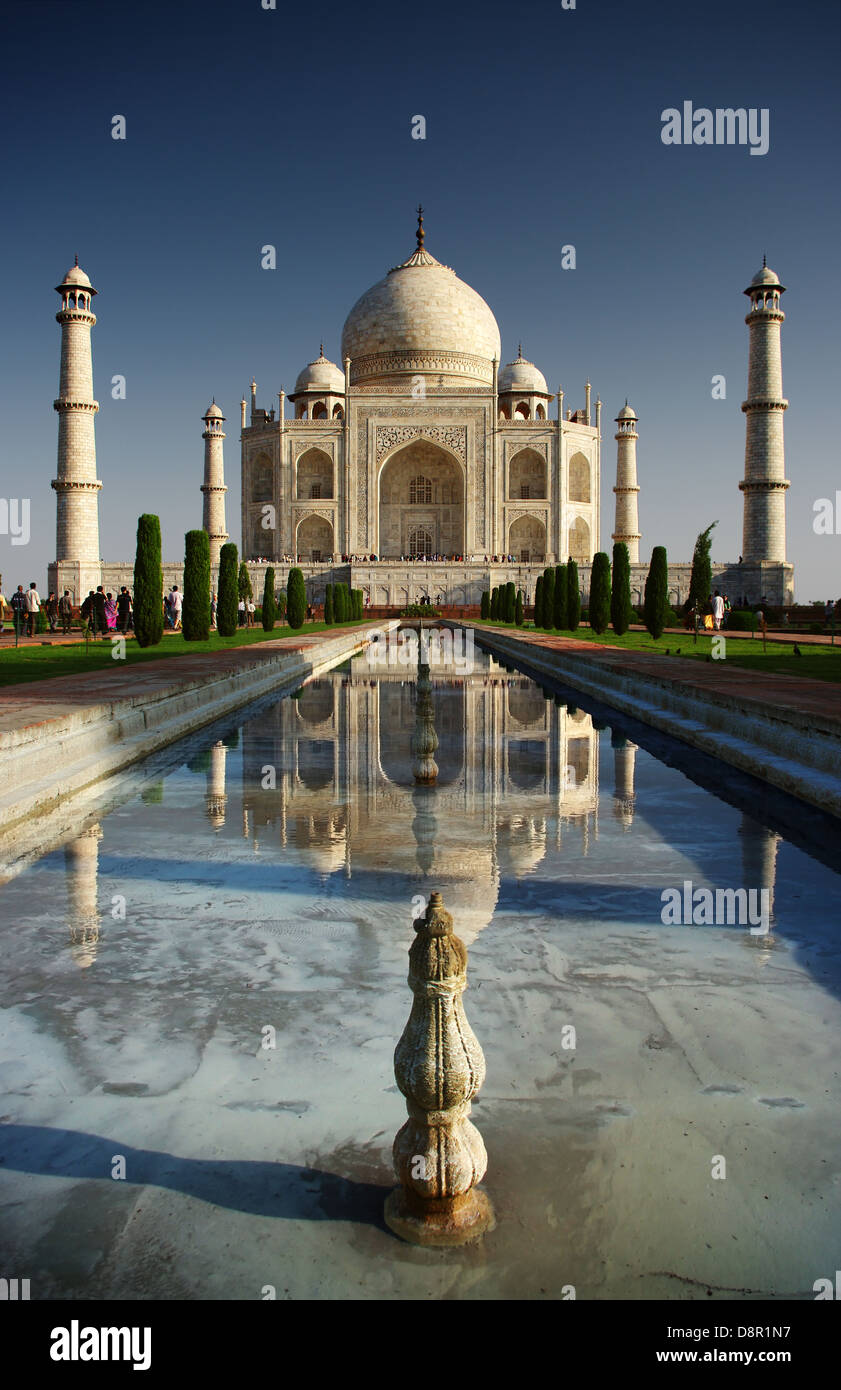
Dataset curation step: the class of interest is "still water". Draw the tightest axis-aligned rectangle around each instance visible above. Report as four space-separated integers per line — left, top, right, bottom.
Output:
0 648 839 1299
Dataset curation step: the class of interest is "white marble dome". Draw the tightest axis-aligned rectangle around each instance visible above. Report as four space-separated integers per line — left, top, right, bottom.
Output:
59 263 92 287
341 239 501 386
616 402 637 420
499 350 548 395
750 264 780 287
204 401 224 419
294 350 345 395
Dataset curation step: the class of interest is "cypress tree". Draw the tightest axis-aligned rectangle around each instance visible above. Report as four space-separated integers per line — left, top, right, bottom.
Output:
183 528 211 641
567 560 581 631
237 562 252 602
504 581 516 622
356 589 363 620
688 522 717 614
515 591 524 626
611 542 633 636
287 567 306 630
589 551 611 634
490 587 498 620
216 542 239 636
480 590 490 620
553 563 568 630
261 566 276 631
534 575 544 629
542 567 555 630
133 513 164 648
324 583 334 624
643 546 669 639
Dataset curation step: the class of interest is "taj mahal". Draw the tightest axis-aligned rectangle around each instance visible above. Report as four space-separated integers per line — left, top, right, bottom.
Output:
48 211 794 609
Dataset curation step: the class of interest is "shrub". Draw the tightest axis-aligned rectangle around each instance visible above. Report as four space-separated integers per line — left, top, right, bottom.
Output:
261 566 277 631
287 568 306 630
324 584 334 624
726 609 757 632
480 590 490 620
611 542 633 636
553 564 567 630
567 561 581 632
399 604 440 617
133 513 164 647
542 567 555 630
515 592 524 626
183 529 211 641
590 552 611 634
643 546 669 639
216 542 239 636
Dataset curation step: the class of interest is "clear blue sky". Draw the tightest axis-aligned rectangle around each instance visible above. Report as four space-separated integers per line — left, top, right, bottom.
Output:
1 0 838 600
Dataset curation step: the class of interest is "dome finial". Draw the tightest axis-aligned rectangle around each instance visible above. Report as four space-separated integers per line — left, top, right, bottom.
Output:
416 204 425 250
320 342 324 358
763 252 767 268
518 342 523 359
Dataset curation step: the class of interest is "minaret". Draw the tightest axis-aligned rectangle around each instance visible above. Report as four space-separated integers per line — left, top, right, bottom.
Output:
612 402 641 563
201 401 228 566
740 260 788 563
50 259 102 599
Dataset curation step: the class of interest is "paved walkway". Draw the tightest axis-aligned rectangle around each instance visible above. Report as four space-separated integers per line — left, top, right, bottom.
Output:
0 626 373 730
473 625 841 729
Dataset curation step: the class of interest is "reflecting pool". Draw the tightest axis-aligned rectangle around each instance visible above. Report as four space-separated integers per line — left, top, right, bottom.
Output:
0 647 839 1300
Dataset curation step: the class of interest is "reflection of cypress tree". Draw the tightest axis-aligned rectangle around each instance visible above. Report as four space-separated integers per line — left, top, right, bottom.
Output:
141 780 164 804
226 728 240 749
187 749 214 774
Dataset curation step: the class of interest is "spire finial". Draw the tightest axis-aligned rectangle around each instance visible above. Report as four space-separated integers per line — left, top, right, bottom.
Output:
416 204 425 250
74 254 78 267
763 253 767 268
518 342 523 359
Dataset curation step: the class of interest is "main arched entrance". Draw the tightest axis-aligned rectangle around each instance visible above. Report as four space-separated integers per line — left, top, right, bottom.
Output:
378 440 464 558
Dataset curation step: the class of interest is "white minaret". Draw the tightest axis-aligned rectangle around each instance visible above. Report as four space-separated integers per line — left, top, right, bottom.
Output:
740 260 788 562
201 401 228 566
50 259 102 600
612 402 640 563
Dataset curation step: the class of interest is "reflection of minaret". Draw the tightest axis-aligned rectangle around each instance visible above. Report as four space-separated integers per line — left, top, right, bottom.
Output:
411 626 438 785
611 734 638 829
205 740 228 829
738 813 780 926
65 824 103 969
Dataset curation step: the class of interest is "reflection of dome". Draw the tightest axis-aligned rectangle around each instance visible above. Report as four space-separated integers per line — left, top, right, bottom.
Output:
498 350 548 395
341 221 501 386
294 350 345 394
496 815 547 876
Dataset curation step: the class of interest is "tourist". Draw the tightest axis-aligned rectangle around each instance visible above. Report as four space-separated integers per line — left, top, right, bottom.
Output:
10 585 26 637
210 590 217 628
722 594 731 628
58 590 73 634
117 586 132 634
105 592 117 630
24 581 41 637
246 597 256 627
94 586 108 636
237 596 246 626
80 590 96 637
711 589 725 630
46 590 59 632
826 599 835 628
169 584 182 631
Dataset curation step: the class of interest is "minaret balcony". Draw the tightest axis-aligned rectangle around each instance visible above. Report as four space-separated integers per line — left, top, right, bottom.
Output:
740 398 788 413
54 398 99 413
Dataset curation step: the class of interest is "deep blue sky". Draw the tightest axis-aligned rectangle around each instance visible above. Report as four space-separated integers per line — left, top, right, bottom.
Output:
1 0 838 599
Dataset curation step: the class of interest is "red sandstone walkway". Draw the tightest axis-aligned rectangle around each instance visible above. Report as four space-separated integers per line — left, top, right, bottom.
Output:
473 625 841 728
0 626 374 732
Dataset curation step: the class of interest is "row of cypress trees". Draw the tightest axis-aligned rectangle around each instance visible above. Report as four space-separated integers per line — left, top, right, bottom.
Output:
482 582 524 626
132 515 314 645
323 583 363 623
528 543 641 637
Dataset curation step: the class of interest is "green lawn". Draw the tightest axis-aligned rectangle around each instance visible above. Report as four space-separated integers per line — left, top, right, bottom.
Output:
0 621 360 688
471 621 841 683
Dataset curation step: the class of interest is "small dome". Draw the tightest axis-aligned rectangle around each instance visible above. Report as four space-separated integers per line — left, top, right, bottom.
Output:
498 349 548 395
750 264 780 287
204 401 224 419
293 350 345 395
59 263 92 288
616 401 637 420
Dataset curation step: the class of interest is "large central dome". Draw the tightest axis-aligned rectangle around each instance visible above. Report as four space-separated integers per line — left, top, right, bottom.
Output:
340 213 501 387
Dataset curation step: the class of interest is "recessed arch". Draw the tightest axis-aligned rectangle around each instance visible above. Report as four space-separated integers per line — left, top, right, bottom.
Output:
508 513 546 563
296 448 333 500
377 438 465 558
568 516 591 562
568 451 591 503
296 513 334 562
509 448 546 500
250 453 273 503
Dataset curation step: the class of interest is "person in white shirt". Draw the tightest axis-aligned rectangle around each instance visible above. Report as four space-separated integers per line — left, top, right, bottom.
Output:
711 590 725 630
25 581 41 637
169 585 183 631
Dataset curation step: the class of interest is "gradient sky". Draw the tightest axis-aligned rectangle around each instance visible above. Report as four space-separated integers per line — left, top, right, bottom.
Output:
1 0 839 599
